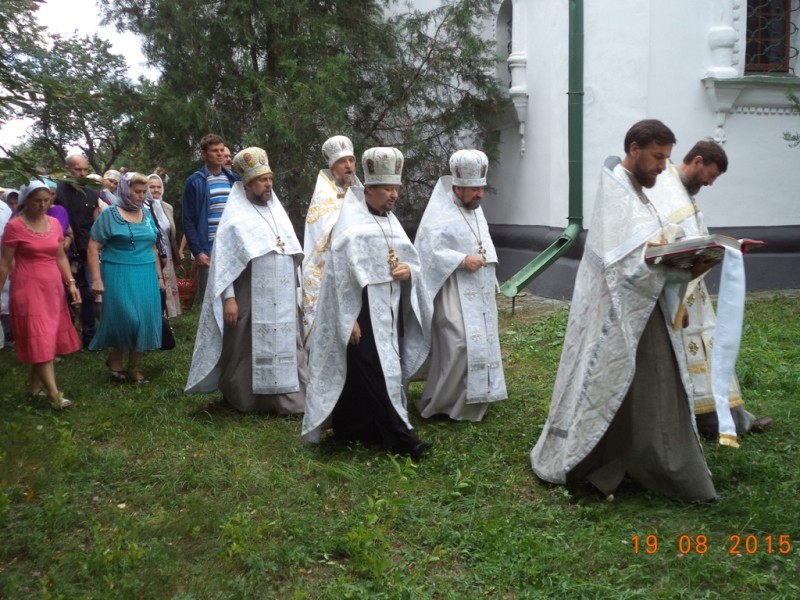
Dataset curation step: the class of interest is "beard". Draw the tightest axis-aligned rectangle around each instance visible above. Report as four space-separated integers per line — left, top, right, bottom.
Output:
685 180 702 196
249 191 270 205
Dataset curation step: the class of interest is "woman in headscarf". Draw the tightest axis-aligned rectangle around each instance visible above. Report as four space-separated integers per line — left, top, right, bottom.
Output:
43 179 74 252
2 189 19 215
87 172 164 383
0 180 81 408
145 173 181 317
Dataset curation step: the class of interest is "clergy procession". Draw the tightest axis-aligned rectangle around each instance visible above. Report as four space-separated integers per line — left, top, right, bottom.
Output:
2 123 771 502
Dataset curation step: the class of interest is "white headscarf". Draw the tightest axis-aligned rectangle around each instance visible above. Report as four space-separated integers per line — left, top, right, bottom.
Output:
16 180 49 211
145 173 170 231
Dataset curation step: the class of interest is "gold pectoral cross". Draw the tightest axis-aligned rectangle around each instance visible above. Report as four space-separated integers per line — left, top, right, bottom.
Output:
387 248 399 269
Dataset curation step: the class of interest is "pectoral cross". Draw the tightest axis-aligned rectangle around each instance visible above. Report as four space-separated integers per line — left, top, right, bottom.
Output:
277 237 285 253
478 243 486 257
387 248 399 269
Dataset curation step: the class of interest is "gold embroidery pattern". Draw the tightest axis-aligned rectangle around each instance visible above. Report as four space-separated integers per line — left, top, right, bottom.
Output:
688 340 699 355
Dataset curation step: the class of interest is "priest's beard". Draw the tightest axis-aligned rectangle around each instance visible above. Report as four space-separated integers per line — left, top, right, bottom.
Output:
685 181 702 196
249 192 270 206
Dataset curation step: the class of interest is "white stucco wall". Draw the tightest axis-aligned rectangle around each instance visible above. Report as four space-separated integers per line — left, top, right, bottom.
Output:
482 0 800 228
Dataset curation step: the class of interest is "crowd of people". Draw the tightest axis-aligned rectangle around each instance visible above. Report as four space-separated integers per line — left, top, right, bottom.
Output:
0 121 771 499
1 156 180 398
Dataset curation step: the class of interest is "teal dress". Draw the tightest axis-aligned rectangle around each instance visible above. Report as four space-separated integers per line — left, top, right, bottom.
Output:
89 206 162 351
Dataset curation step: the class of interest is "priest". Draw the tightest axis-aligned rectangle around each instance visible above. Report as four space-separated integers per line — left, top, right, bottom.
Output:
531 120 719 502
413 149 507 421
186 147 306 414
302 147 432 460
302 135 362 342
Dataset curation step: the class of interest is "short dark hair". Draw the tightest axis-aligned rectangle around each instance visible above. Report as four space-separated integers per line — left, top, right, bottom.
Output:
200 134 225 151
623 119 676 153
682 140 728 173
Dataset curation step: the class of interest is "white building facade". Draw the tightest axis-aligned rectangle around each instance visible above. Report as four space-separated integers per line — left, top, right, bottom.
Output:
433 0 800 297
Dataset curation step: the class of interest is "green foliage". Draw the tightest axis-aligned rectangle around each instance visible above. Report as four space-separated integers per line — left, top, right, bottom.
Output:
1 293 799 597
0 0 45 123
783 90 800 148
20 33 144 173
99 0 505 226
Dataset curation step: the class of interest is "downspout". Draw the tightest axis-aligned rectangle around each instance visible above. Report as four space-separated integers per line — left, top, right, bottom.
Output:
500 0 584 297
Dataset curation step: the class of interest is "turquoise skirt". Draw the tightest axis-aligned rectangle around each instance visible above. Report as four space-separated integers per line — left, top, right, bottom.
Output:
90 261 162 352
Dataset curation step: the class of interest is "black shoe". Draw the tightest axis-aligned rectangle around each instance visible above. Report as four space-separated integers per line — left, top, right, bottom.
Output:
409 440 433 462
749 417 773 434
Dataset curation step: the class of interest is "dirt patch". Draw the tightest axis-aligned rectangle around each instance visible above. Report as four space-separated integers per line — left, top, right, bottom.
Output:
496 292 569 326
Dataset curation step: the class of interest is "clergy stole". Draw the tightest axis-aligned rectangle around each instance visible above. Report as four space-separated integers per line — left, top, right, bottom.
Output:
457 266 506 403
251 252 300 394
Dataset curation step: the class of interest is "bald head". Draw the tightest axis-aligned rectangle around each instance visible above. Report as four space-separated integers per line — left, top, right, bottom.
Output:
65 155 90 178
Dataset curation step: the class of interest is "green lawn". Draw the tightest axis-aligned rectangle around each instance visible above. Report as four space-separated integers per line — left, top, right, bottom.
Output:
1 293 798 599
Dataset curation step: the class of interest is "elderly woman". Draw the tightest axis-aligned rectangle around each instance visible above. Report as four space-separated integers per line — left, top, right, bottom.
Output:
0 180 81 408
145 173 181 317
87 172 164 383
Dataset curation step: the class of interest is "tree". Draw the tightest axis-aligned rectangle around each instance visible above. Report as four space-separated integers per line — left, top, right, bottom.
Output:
20 33 144 174
99 0 504 226
0 0 45 125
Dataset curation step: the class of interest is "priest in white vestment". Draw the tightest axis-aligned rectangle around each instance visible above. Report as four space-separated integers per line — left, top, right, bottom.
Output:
650 140 771 438
531 120 719 502
413 149 507 421
302 135 362 342
185 147 306 414
301 147 432 460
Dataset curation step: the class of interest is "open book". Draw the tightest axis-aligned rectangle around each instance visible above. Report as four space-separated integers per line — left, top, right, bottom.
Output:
645 234 766 269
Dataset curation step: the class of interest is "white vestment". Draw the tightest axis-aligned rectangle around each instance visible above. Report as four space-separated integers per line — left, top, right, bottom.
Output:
185 182 304 395
531 158 707 488
302 169 362 340
413 176 507 420
650 161 750 434
301 187 429 442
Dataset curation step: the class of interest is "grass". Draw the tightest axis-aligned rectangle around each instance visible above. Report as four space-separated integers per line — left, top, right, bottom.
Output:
1 293 798 599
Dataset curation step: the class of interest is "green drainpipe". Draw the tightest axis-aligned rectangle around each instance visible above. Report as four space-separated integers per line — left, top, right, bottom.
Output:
500 0 584 297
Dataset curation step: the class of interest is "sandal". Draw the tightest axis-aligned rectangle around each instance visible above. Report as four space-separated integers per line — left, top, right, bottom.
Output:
128 370 149 384
106 358 127 382
50 393 73 410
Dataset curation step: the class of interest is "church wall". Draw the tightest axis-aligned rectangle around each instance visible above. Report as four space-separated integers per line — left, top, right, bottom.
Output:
475 0 800 296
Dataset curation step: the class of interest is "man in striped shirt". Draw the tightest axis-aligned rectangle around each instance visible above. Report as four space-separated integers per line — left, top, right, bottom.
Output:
182 134 240 301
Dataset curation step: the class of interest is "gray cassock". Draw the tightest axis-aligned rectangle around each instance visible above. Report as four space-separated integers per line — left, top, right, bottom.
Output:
413 176 507 421
185 182 306 414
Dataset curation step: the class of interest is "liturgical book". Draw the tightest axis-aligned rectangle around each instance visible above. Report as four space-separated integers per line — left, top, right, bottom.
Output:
645 234 766 269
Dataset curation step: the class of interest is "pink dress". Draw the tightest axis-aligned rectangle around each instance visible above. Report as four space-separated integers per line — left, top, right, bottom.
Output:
1 216 80 363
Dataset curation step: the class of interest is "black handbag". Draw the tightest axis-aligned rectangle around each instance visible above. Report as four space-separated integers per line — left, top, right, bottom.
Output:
159 288 175 350
160 316 176 350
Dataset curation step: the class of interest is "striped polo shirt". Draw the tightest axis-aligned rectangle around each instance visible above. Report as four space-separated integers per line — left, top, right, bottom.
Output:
206 172 231 252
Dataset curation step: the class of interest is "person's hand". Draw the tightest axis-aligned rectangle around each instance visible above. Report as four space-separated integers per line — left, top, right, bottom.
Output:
197 253 211 268
224 298 238 327
92 279 105 296
68 282 81 305
350 321 361 345
690 256 722 280
391 262 411 281
158 277 166 291
464 255 486 273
